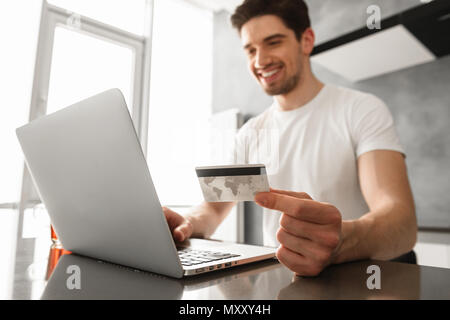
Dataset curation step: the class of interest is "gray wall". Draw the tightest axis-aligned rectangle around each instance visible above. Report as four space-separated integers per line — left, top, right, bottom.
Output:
307 0 420 44
212 1 450 244
212 10 272 115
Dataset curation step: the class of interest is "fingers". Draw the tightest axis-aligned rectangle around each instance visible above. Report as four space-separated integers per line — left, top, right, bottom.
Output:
162 206 192 242
255 192 339 224
276 228 331 266
258 189 341 276
162 206 183 227
276 246 322 277
173 223 192 242
279 214 341 249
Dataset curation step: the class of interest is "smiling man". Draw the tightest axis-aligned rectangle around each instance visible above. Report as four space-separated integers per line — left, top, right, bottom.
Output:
163 0 417 277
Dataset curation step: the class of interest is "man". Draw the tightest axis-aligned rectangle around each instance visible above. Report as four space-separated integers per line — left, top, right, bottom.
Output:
163 0 417 277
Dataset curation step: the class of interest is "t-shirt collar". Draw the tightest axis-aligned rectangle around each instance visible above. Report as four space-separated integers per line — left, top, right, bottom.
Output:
271 84 328 119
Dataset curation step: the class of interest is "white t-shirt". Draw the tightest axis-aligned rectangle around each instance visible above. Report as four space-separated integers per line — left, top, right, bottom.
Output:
230 84 404 247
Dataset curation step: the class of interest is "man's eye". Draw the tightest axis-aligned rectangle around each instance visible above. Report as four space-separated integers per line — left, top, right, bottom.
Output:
269 41 280 46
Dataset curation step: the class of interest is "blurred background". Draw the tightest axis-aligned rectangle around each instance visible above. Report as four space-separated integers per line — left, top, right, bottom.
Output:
0 0 449 299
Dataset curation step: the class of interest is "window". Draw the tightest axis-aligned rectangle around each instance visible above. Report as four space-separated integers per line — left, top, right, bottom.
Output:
0 0 42 299
147 0 213 206
47 0 148 36
6 0 153 299
21 1 150 211
0 0 42 205
147 0 243 242
46 26 134 114
0 210 18 299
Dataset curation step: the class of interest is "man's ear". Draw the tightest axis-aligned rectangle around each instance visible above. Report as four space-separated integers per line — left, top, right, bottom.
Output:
301 28 315 56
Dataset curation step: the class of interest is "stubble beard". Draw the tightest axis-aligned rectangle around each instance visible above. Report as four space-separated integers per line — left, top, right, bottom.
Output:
262 51 304 96
263 61 302 96
264 71 300 96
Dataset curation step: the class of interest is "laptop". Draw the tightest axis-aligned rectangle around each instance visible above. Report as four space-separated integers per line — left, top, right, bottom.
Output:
16 88 276 278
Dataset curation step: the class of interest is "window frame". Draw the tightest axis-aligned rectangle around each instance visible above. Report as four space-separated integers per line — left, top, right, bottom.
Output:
20 0 153 209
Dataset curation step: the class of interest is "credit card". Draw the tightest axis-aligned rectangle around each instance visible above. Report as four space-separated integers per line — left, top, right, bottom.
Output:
195 164 270 202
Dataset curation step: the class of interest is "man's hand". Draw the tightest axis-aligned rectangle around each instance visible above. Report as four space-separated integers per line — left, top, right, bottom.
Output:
254 188 342 277
162 207 194 242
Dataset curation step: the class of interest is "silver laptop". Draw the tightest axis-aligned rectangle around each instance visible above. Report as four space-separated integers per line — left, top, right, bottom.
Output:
16 89 276 278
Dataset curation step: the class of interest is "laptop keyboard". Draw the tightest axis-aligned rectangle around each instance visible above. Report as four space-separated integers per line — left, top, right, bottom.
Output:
177 248 240 266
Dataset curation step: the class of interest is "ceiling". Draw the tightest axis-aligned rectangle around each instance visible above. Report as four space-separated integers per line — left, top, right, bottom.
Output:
183 0 243 12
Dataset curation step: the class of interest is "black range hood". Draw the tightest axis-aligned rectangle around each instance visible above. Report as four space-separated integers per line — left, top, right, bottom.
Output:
310 0 450 82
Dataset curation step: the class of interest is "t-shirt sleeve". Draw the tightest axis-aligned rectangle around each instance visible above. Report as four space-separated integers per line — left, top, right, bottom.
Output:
350 94 405 158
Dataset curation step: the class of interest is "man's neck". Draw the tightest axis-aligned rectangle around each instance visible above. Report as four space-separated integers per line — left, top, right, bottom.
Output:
275 72 324 111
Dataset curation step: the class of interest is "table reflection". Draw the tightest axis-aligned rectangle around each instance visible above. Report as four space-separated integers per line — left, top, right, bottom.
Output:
40 249 446 300
42 253 184 300
277 260 421 300
42 252 283 300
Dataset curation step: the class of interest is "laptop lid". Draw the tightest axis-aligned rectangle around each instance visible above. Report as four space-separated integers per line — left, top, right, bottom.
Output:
16 89 184 278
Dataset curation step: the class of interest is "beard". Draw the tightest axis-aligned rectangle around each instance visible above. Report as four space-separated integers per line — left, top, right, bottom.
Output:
264 71 300 96
260 54 304 96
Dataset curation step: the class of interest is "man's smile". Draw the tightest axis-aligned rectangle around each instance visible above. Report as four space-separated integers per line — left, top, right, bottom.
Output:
257 65 284 85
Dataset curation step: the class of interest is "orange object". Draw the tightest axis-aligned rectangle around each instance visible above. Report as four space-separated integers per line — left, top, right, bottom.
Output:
50 225 58 242
46 245 71 280
46 224 71 279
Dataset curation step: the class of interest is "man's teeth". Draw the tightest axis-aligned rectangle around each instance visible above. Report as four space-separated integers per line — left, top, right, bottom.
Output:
261 69 280 77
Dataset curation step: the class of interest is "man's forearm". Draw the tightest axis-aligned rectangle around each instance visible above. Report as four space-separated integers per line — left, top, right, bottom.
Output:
185 202 236 239
185 205 218 239
332 204 417 264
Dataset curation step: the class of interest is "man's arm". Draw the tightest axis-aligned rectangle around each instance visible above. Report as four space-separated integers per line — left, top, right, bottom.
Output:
332 149 417 263
163 201 236 242
186 201 237 239
253 149 417 276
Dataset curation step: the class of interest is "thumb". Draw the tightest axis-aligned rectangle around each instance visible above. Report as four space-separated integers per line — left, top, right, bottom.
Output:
269 188 313 200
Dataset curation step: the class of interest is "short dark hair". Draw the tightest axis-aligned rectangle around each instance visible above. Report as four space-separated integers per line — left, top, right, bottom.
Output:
231 0 311 41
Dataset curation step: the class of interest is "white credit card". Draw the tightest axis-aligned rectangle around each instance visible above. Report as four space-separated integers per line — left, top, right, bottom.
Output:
195 164 270 202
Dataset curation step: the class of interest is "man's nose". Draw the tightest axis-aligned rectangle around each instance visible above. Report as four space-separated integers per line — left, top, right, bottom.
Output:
254 50 272 69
